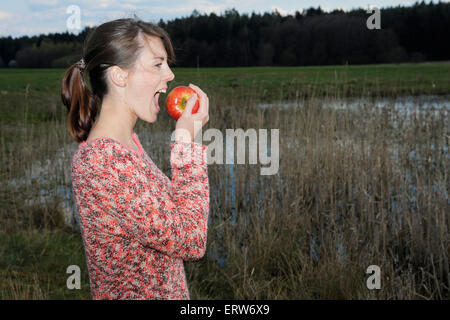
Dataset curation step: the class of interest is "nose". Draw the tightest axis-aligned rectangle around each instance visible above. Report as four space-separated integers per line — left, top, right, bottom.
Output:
165 66 175 82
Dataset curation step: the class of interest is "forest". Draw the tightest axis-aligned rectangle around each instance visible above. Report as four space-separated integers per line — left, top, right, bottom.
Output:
0 1 449 68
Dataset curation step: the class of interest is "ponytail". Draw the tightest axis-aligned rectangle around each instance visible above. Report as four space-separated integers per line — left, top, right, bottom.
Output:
61 59 100 143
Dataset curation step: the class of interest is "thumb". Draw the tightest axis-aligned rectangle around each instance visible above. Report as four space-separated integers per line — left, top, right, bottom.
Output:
183 93 198 116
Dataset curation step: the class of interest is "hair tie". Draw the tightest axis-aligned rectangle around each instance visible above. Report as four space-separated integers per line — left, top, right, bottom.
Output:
76 58 86 72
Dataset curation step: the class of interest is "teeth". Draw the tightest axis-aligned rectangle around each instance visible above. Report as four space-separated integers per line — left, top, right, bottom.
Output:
160 89 166 93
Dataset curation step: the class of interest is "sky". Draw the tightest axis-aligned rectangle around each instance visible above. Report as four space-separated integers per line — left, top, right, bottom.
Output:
0 0 447 38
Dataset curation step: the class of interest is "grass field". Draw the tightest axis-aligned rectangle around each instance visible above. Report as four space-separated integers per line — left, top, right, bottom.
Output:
0 61 449 94
0 62 449 299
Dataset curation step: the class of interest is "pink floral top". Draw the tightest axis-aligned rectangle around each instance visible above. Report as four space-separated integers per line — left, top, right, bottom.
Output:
71 131 209 300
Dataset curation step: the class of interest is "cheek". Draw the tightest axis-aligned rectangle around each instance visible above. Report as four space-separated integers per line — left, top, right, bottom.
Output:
128 76 155 100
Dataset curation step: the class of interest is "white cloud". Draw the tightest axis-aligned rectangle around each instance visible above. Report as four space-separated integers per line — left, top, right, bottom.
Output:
79 0 117 9
120 3 138 10
27 0 61 12
102 10 133 21
146 0 233 16
0 11 14 20
84 20 97 27
271 6 295 16
28 0 59 5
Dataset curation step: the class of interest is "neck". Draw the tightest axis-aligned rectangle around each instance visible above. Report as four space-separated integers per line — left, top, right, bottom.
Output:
92 94 137 142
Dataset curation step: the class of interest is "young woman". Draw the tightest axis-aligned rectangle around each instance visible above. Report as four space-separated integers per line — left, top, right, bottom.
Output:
62 17 210 300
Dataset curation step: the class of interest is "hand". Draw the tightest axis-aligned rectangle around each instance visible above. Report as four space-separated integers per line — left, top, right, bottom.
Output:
174 83 209 143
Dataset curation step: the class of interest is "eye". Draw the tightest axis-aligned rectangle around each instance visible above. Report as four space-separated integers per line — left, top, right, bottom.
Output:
155 63 162 68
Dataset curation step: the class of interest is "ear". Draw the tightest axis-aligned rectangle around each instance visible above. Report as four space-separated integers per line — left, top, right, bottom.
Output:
109 66 128 87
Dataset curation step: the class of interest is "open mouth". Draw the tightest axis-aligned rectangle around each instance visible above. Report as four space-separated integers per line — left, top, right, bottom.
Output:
153 92 160 110
153 88 167 111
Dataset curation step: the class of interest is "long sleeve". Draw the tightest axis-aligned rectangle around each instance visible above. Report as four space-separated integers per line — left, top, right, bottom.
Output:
72 140 209 261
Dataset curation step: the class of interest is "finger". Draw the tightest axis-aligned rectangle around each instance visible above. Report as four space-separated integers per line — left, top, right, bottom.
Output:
206 96 209 115
188 85 208 120
189 83 207 102
202 114 209 126
200 92 208 115
183 94 198 116
189 83 206 96
189 83 208 114
194 92 206 117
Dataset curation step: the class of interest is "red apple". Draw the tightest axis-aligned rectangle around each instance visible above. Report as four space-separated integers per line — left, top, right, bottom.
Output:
165 86 200 120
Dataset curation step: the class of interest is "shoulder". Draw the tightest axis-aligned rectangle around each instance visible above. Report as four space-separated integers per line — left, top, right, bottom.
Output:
71 139 141 181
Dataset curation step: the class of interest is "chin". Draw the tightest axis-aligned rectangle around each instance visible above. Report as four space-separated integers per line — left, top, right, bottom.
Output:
145 115 157 123
137 108 157 123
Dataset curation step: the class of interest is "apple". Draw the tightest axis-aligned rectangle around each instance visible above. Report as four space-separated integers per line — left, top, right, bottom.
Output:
165 86 200 120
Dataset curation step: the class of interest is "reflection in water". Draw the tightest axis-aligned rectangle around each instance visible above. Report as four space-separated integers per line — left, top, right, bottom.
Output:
257 94 450 112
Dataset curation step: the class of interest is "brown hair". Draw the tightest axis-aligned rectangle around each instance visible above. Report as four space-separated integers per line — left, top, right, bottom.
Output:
61 17 175 143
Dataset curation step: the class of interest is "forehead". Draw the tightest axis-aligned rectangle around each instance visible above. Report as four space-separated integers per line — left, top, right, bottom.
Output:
140 35 167 60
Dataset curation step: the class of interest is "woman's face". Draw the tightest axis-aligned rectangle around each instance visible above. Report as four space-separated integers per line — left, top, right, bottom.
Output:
124 35 175 123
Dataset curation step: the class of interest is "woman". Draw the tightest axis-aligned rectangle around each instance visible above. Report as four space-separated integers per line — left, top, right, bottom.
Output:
62 17 210 300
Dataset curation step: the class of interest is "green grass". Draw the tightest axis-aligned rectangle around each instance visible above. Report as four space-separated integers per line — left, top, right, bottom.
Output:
0 61 449 97
175 62 450 96
0 68 65 92
0 229 91 299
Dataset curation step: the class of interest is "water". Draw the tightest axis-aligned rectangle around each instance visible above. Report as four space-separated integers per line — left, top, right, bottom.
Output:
257 94 450 113
217 140 280 223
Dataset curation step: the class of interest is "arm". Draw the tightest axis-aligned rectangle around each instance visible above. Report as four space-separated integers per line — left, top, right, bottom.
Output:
73 141 209 261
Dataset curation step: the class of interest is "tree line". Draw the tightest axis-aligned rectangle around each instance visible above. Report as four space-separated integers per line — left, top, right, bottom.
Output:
0 1 449 68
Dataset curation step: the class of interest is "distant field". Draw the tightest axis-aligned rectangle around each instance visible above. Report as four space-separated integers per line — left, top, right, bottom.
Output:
0 62 449 100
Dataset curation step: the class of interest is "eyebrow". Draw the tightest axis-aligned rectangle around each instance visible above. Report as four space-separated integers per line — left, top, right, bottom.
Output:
153 56 167 61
